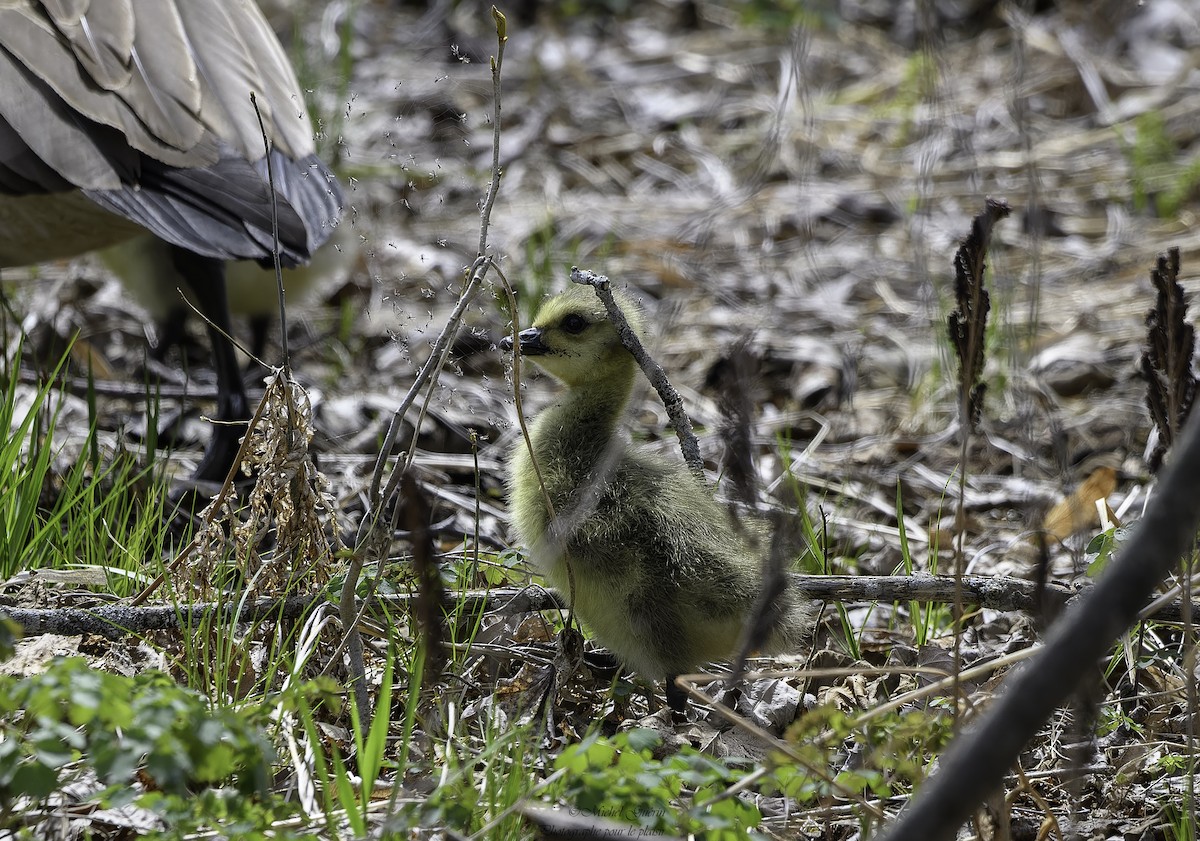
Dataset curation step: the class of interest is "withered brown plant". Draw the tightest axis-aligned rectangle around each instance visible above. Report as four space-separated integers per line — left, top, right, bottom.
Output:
706 336 760 508
945 197 1009 722
187 371 339 597
704 338 800 686
401 472 446 685
948 197 1010 432
1141 247 1196 472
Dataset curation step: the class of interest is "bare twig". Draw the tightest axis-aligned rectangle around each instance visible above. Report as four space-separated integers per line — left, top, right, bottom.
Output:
497 274 576 630
7 594 325 638
337 7 509 729
31 573 1200 641
250 91 289 372
570 266 704 480
364 9 509 512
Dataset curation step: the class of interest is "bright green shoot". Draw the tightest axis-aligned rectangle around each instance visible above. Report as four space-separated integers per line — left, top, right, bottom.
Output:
897 480 935 647
775 430 863 660
0 339 175 587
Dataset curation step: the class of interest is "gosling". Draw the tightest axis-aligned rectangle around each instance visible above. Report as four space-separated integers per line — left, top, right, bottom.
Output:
502 285 816 707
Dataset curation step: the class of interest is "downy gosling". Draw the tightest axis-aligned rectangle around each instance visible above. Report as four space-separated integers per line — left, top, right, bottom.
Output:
502 285 816 705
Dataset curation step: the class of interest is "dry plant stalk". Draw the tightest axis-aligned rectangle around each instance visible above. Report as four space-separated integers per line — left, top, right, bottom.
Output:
946 196 1010 725
1140 247 1200 830
708 339 803 683
948 197 1009 433
185 371 339 597
401 473 446 684
336 6 509 728
176 94 339 600
707 336 760 508
730 517 795 682
1141 247 1196 472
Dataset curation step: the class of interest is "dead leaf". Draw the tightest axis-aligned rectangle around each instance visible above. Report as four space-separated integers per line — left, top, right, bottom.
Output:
1041 467 1119 542
69 338 114 379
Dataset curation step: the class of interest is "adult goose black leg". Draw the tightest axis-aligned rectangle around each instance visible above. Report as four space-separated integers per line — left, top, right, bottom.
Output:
0 0 343 481
168 247 248 482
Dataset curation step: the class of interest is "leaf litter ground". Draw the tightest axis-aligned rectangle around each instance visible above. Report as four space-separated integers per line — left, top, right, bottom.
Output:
4 1 1200 837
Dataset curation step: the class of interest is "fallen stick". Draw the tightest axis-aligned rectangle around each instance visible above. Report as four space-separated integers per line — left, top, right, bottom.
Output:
6 573 1196 639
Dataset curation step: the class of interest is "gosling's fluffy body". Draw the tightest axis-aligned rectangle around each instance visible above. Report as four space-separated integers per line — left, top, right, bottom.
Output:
507 286 814 681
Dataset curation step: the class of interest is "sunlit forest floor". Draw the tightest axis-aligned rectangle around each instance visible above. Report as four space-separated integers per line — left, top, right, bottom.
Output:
4 0 1200 837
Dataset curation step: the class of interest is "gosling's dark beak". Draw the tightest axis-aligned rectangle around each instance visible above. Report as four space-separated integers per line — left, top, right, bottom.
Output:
499 326 550 355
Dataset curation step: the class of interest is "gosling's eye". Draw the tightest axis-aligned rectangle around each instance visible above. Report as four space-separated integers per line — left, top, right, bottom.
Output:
561 314 588 334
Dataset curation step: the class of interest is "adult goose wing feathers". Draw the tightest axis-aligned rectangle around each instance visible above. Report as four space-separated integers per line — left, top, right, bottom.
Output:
0 0 341 266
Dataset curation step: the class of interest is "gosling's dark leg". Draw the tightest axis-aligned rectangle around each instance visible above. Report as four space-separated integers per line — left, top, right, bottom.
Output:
152 306 189 362
248 314 270 363
665 675 688 714
169 246 249 481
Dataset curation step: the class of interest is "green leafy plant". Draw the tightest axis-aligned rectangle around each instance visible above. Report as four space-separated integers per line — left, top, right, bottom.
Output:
775 431 862 656
897 482 954 645
0 339 174 587
1085 525 1132 577
731 0 828 30
1165 801 1197 841
0 338 70 577
548 729 764 839
408 706 538 838
772 703 954 811
0 657 282 832
297 660 391 840
1123 112 1200 218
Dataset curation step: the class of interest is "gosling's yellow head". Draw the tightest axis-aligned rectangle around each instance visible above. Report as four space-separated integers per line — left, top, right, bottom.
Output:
501 285 647 388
